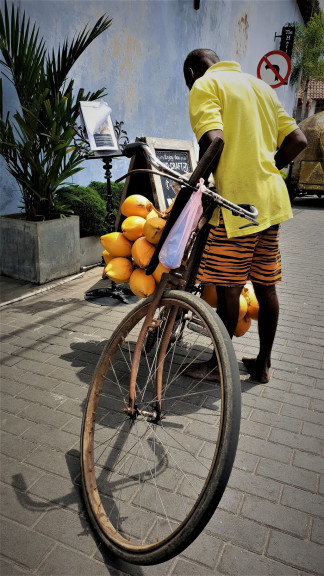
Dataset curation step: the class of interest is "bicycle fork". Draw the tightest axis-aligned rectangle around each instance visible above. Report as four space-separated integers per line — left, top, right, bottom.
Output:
123 273 183 421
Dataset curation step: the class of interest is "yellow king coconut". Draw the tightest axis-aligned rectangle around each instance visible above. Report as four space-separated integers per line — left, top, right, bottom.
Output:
234 314 251 337
129 268 156 298
104 257 133 283
102 250 113 265
242 282 259 320
143 217 166 245
121 194 154 219
201 284 218 308
121 216 146 241
131 237 155 268
152 262 170 284
100 232 132 257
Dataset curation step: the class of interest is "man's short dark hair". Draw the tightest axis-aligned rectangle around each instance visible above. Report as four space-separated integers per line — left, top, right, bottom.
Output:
183 49 220 87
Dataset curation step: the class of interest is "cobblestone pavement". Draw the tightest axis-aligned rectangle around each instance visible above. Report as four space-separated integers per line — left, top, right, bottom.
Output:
1 199 323 575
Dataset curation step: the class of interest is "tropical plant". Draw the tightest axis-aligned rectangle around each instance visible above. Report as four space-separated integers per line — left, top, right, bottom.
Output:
60 184 108 237
0 1 112 220
290 11 324 120
89 180 124 214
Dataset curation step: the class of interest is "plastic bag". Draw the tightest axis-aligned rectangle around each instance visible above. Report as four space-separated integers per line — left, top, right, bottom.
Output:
159 179 205 269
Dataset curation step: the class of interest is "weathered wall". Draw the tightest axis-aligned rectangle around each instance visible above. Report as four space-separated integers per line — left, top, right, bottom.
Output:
0 0 304 215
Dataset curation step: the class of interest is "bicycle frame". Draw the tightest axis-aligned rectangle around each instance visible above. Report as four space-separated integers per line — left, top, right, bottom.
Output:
119 141 259 417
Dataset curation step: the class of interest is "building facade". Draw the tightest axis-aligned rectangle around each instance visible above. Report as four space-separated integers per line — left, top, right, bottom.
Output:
0 0 311 215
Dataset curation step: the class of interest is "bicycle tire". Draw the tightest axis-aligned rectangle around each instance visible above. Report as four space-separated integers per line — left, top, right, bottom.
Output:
81 290 241 565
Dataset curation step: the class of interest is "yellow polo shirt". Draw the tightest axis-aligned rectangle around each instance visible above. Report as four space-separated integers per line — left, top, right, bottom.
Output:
189 61 298 237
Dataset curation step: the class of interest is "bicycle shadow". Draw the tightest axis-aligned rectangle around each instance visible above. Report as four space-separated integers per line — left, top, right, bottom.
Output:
11 449 146 575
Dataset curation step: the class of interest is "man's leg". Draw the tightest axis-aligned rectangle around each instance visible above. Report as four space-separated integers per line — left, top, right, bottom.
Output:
183 285 242 381
216 285 243 338
242 283 279 383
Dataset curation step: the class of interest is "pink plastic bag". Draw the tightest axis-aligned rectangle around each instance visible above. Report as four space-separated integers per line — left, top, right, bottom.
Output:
159 179 205 269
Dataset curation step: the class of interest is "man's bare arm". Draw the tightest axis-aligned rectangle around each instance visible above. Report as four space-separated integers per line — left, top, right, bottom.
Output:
275 128 307 170
197 129 224 184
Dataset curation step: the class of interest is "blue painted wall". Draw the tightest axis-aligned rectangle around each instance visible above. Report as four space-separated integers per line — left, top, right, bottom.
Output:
1 0 304 215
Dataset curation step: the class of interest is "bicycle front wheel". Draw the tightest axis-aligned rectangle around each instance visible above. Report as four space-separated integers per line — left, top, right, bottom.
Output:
81 290 241 565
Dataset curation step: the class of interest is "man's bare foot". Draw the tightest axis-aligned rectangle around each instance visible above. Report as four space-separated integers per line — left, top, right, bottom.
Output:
183 361 220 382
242 357 270 383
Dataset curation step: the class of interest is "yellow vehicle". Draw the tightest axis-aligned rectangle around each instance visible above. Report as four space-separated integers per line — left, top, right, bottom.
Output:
287 111 324 203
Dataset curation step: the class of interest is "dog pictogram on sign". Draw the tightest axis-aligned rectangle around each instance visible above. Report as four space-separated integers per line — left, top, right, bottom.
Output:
257 50 291 89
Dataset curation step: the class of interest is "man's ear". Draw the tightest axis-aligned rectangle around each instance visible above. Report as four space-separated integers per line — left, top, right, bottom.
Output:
187 67 196 89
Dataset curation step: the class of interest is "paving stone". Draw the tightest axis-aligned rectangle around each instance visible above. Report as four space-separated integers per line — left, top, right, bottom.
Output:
281 485 324 517
0 412 32 436
0 517 54 570
37 545 113 576
302 420 324 440
1 431 38 461
19 404 72 429
281 403 324 426
1 483 46 526
249 408 301 433
207 509 268 553
24 446 80 481
237 436 292 464
228 467 281 501
311 517 324 545
293 450 324 475
34 507 97 555
0 557 30 575
218 543 299 575
21 423 77 452
172 558 221 575
181 531 223 567
233 449 259 473
0 454 42 490
256 457 317 491
28 473 84 514
16 387 64 410
267 530 323 574
269 427 323 455
241 494 309 538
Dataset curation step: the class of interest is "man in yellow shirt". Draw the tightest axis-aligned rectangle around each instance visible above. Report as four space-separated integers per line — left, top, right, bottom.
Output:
183 49 307 383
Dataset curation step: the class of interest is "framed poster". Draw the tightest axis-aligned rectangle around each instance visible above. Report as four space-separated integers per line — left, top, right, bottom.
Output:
115 137 197 230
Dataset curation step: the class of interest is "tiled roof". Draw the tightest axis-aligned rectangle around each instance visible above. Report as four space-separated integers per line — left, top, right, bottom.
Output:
299 80 324 100
307 80 324 99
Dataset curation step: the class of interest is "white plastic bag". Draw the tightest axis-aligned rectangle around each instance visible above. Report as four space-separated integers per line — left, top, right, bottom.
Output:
159 179 205 269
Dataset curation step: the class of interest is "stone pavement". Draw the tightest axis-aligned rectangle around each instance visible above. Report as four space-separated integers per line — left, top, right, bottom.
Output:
0 198 323 576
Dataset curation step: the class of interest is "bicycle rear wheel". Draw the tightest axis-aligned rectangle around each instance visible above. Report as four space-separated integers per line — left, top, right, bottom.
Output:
81 290 241 565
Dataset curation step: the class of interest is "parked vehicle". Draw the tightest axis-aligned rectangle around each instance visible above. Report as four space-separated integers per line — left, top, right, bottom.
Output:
286 111 324 203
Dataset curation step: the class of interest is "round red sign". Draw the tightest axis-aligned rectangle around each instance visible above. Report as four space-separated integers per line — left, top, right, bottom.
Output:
257 50 291 89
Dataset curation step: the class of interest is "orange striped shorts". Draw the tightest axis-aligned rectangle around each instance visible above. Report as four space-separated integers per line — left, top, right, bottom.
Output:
196 218 282 286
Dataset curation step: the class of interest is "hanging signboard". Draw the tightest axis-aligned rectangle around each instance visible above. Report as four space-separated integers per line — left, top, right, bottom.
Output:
79 101 121 157
115 137 197 230
257 50 291 89
280 25 295 58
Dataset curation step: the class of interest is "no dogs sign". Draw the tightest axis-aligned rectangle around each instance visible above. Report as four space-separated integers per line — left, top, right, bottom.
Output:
257 50 291 89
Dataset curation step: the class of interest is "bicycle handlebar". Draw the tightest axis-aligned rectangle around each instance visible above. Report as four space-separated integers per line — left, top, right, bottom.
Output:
120 142 259 227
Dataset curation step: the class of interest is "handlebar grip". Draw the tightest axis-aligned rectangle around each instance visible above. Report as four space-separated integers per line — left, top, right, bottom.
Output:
237 204 259 219
122 142 149 158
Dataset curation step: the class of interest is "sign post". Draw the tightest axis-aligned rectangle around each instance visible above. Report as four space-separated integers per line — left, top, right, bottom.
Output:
257 50 291 89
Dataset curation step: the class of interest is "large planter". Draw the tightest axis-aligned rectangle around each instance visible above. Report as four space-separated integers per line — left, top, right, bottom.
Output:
80 236 103 268
0 214 80 284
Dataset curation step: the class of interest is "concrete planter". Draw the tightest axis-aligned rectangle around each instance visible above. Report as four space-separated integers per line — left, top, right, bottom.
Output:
80 236 102 268
0 214 80 284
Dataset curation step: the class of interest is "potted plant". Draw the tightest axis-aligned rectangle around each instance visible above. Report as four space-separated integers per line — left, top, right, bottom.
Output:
0 1 112 283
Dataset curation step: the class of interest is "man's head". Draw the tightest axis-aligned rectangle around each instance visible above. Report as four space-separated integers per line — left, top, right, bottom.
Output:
183 49 220 90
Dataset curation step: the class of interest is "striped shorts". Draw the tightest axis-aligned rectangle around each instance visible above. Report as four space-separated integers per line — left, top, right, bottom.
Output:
196 218 282 286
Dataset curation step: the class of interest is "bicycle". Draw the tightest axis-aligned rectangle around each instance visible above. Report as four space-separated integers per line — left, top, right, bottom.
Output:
80 138 259 565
